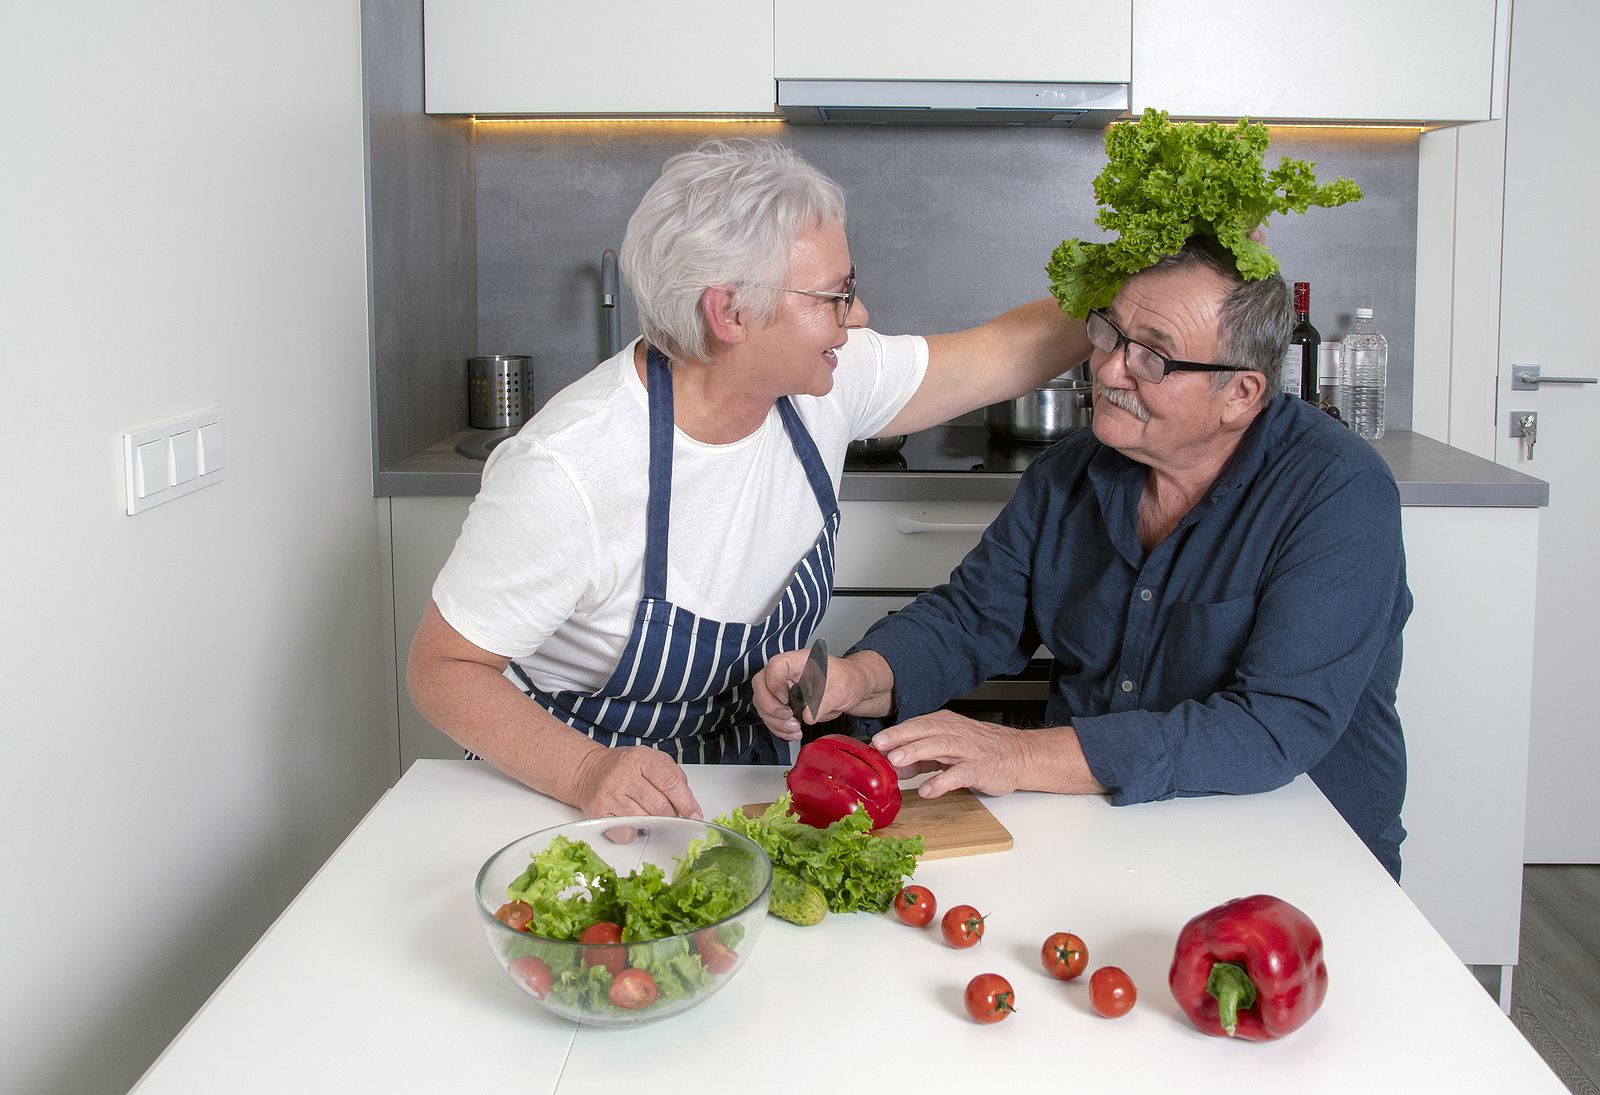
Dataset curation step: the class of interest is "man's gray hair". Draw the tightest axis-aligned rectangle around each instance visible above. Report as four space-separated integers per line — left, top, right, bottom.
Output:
1148 236 1291 398
620 139 847 364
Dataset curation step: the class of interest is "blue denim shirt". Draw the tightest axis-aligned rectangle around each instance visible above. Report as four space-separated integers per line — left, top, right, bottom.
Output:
857 394 1412 878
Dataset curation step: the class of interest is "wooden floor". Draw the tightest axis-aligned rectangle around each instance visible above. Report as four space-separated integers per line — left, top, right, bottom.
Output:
1511 865 1600 1093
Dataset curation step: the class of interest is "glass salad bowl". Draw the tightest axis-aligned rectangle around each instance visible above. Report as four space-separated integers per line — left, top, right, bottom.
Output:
475 815 772 1027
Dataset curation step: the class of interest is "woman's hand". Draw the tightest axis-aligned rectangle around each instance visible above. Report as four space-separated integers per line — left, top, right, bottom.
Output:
571 746 703 820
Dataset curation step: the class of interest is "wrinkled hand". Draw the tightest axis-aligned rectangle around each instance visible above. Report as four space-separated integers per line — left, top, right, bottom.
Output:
572 745 702 820
870 711 1038 799
752 649 810 740
753 650 870 740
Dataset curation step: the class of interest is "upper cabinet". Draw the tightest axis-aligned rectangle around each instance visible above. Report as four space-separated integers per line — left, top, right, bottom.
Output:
422 0 775 115
1131 0 1505 123
422 0 1504 125
773 0 1131 83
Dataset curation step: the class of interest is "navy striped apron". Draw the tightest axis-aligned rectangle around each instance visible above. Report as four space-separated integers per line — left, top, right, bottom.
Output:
508 345 839 765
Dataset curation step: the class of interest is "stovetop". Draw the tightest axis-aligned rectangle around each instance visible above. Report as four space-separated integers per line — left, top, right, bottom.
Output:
844 422 1077 476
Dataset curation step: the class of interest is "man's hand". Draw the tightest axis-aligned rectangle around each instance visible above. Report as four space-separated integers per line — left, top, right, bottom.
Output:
570 745 702 819
871 714 1106 799
752 648 811 740
753 649 896 739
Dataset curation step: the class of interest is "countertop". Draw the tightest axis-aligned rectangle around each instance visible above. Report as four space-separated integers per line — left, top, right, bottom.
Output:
132 761 1561 1094
379 424 1549 508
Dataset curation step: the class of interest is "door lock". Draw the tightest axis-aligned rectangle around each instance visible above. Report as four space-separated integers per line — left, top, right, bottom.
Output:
1509 411 1538 459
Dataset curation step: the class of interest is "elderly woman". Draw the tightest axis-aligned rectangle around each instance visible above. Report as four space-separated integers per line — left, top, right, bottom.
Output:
408 138 1087 820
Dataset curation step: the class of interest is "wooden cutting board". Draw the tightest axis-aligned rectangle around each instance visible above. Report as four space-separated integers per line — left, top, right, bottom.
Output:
741 787 1013 860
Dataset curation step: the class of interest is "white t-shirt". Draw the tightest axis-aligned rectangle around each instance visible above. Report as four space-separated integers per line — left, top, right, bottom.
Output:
433 330 928 694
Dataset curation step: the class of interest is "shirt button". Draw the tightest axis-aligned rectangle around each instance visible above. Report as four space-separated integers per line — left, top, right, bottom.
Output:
1121 679 1134 693
1140 588 1152 602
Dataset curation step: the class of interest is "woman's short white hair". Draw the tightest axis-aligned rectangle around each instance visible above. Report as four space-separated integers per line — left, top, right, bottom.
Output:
621 138 847 363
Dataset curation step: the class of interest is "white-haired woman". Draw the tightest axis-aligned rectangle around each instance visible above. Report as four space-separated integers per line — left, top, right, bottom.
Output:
408 139 1087 820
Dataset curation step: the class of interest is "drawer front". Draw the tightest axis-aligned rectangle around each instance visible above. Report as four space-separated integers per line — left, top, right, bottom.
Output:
835 500 1001 589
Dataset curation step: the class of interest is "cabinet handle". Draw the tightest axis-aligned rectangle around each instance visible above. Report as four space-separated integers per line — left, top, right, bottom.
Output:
894 517 989 534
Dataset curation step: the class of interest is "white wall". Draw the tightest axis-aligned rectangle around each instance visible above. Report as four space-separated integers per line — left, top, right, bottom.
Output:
0 5 396 1094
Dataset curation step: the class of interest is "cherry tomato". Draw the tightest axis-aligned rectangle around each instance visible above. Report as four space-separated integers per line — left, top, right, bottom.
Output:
894 885 937 927
494 900 535 932
695 930 738 975
1089 966 1138 1018
608 967 659 1010
580 920 626 975
1040 931 1088 980
964 973 1017 1024
940 905 986 948
507 955 551 999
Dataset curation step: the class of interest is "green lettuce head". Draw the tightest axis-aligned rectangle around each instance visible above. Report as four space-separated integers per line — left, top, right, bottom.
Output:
1048 109 1364 318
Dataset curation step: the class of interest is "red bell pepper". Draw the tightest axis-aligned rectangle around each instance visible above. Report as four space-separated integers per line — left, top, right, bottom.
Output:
785 734 901 830
1168 894 1328 1040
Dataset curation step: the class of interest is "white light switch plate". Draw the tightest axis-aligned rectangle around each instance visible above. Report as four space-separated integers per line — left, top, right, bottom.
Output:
123 410 225 515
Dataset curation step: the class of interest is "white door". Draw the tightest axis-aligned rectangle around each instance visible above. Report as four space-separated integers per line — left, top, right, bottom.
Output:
1497 0 1600 862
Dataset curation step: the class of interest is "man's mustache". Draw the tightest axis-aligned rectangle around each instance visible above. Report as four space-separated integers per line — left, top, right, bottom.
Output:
1093 382 1150 422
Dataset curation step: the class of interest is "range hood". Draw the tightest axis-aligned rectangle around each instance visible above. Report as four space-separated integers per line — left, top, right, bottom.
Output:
778 79 1129 128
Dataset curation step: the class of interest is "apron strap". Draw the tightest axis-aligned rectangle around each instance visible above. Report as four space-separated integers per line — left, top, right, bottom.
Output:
643 345 676 600
774 396 839 518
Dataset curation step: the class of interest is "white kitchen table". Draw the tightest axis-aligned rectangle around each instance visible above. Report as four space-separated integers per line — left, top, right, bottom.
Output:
133 761 1561 1094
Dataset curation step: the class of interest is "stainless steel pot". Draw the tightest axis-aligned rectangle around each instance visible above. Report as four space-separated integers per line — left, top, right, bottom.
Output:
984 373 1093 442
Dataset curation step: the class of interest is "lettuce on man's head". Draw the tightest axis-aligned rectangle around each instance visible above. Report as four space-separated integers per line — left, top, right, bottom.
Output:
1048 109 1364 318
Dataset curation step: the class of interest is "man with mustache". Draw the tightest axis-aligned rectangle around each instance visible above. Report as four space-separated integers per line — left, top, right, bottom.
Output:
755 234 1413 880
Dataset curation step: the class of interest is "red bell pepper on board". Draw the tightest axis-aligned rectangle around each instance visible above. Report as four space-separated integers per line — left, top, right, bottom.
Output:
1169 894 1328 1040
785 734 901 830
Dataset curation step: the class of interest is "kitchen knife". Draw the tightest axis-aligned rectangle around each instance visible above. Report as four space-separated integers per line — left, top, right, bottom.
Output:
787 638 830 744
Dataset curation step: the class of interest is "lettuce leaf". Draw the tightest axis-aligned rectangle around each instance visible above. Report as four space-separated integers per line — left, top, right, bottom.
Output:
1048 108 1364 317
505 834 623 941
712 793 922 915
506 831 761 944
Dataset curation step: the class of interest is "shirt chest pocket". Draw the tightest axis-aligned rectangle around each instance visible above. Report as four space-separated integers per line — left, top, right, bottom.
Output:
1155 594 1259 701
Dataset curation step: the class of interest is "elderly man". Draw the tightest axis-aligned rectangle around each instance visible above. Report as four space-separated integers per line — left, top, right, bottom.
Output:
755 235 1413 879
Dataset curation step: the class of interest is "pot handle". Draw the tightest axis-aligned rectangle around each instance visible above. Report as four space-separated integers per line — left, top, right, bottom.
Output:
894 517 990 535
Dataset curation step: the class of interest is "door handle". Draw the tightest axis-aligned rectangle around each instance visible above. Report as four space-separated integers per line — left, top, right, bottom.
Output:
1512 365 1599 390
894 517 989 534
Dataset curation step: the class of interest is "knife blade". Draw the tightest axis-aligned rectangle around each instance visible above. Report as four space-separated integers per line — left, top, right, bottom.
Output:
787 638 830 743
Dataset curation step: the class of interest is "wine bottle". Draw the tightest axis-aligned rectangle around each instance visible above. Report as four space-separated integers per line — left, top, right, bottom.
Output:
1290 282 1320 402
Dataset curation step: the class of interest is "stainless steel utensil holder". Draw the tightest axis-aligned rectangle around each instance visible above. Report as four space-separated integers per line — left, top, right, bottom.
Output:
468 355 532 429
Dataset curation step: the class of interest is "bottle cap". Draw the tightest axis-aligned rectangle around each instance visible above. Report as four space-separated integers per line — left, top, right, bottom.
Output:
1355 307 1374 319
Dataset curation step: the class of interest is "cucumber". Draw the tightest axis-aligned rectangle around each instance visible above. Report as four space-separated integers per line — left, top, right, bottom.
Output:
768 868 827 926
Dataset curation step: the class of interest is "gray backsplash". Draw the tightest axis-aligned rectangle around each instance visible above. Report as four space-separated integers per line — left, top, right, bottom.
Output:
474 122 1417 430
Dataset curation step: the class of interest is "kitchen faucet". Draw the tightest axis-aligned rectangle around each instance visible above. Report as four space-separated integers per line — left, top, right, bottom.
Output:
600 248 621 359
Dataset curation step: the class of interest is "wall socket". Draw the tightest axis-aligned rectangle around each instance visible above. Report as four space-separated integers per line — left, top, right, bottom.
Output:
123 410 225 516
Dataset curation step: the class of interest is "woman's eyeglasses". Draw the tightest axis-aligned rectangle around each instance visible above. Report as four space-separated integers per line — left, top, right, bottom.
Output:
758 265 858 326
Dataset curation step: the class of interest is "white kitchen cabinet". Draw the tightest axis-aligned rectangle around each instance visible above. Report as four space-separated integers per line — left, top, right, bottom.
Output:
774 0 1131 83
1131 0 1504 123
390 496 473 766
1395 505 1538 990
422 0 775 115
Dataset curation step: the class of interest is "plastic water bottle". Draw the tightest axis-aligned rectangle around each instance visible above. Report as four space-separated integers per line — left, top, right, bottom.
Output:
1338 308 1388 440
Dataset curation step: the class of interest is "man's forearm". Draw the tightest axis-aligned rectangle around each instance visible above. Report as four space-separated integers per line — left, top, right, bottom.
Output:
1020 725 1108 795
840 649 898 719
